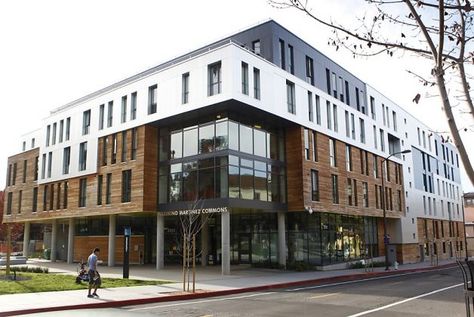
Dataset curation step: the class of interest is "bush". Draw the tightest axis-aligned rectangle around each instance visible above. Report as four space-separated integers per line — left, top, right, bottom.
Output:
349 260 386 269
11 266 48 274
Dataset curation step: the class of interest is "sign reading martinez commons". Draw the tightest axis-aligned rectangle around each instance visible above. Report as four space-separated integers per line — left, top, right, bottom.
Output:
160 207 229 216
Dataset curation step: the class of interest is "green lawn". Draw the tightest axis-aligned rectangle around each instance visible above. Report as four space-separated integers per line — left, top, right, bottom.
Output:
0 272 169 295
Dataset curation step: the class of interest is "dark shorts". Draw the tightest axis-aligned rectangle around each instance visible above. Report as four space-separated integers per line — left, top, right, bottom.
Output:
88 270 97 285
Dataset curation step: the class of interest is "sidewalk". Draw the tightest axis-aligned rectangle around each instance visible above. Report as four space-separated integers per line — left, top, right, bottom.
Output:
0 259 458 316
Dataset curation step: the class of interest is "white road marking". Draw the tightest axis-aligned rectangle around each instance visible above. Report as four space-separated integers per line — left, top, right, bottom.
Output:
127 292 275 311
345 283 463 317
309 292 339 299
288 267 454 292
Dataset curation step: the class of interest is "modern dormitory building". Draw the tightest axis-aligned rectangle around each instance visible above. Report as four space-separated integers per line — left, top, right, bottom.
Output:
2 20 465 273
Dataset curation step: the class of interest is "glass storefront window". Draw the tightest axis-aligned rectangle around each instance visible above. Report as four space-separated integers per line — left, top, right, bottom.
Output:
239 125 253 154
229 121 239 151
199 124 215 154
182 161 197 201
215 120 228 151
183 127 198 157
229 165 240 198
254 170 267 201
170 131 182 159
240 167 254 199
254 129 266 158
198 168 214 199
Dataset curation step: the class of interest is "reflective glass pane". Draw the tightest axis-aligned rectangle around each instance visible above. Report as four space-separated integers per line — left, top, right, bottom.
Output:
199 124 214 154
240 167 253 199
253 129 266 157
169 172 182 202
182 169 197 201
239 125 253 154
229 121 239 151
255 160 266 171
183 127 198 157
170 131 182 159
269 133 279 160
216 166 228 198
229 165 240 198
198 168 214 199
254 170 267 201
229 155 239 166
215 120 228 151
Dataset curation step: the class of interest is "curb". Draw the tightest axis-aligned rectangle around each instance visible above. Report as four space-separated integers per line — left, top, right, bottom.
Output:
0 263 456 316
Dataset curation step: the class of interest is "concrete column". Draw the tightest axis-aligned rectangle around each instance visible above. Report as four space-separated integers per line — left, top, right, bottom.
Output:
201 219 209 267
67 218 74 264
50 219 58 262
221 211 230 275
278 211 287 268
156 213 164 270
22 222 30 258
108 214 116 267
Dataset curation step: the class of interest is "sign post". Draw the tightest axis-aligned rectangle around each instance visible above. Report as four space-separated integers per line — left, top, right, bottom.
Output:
123 226 131 279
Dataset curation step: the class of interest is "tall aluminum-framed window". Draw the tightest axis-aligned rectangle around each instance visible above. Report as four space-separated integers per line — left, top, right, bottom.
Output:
41 153 46 179
121 95 127 123
359 118 366 143
32 187 38 213
22 160 27 183
312 131 318 162
241 62 249 95
380 129 385 152
331 72 337 98
148 84 158 114
122 169 132 203
46 125 51 146
6 192 12 215
63 146 70 174
208 62 221 96
370 96 376 120
279 39 285 69
99 104 105 130
315 95 321 125
82 109 91 135
304 129 310 160
307 91 313 122
253 68 260 100
130 92 137 120
66 117 71 141
131 128 138 160
12 163 16 185
107 101 113 127
305 55 314 85
79 142 87 171
355 87 361 111
329 138 337 167
79 178 87 207
345 80 350 105
363 182 369 207
52 123 57 145
332 174 339 204
97 175 103 206
106 173 112 204
102 136 108 166
47 152 52 178
351 113 356 140
59 120 64 143
345 111 350 138
345 145 352 171
63 181 68 209
311 169 319 201
18 190 22 214
333 104 338 132
286 80 296 114
182 73 189 104
121 130 127 162
338 76 344 102
326 101 332 130
111 134 117 164
287 44 294 74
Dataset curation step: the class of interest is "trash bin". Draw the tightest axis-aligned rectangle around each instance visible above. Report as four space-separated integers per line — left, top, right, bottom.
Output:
43 249 51 260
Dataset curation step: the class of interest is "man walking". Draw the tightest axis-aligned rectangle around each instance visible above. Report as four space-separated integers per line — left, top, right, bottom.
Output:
87 247 100 298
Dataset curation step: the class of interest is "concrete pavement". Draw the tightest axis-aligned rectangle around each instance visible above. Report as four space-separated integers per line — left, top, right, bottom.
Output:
0 258 459 316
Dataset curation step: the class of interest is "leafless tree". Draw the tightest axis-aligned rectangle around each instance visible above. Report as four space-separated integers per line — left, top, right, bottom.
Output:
269 0 474 186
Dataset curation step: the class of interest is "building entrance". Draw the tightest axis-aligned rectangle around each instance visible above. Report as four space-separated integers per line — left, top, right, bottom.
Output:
238 233 252 264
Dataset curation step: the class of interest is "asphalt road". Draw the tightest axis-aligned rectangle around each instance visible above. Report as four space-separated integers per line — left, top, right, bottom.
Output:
121 267 466 317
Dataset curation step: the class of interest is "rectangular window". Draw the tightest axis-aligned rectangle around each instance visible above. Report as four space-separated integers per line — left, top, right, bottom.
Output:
63 146 70 174
312 131 318 162
382 104 386 126
6 192 12 214
288 44 294 74
130 92 137 120
333 104 338 132
63 181 68 209
102 136 108 166
332 174 339 204
31 138 35 148
11 163 16 186
304 129 310 160
59 120 64 143
131 128 138 160
347 178 353 206
373 125 377 149
148 84 158 114
363 182 369 207
43 185 48 211
339 76 344 102
34 156 38 181
315 95 321 125
392 111 397 131
370 96 376 119
329 138 337 167
56 183 61 210
99 104 105 130
326 68 331 94
106 173 112 204
47 152 52 178
311 169 319 201
345 81 350 105
286 80 296 114
97 175 103 205
253 68 260 100
373 154 379 178
122 170 132 203
18 190 22 213
111 134 117 164
79 178 87 207
46 125 50 146
65 117 71 141
252 40 261 55
360 118 366 143
22 160 27 183
22 141 25 151
32 187 38 213
332 72 337 98
182 73 190 104
82 109 91 135
308 91 313 122
41 153 46 179
351 114 356 140
345 145 352 171
121 130 127 162
208 62 222 96
107 101 113 127
279 39 285 69
326 101 332 130
355 87 360 111
121 95 127 123
241 62 249 95
380 129 385 152
353 179 358 206
79 142 87 171
52 123 57 145
345 111 350 138
306 56 314 85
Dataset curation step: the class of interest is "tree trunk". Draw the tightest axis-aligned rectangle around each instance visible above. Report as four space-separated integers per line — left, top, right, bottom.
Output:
436 71 474 186
458 63 474 119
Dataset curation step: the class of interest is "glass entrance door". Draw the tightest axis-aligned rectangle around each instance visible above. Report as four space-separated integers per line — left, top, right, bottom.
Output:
238 233 251 264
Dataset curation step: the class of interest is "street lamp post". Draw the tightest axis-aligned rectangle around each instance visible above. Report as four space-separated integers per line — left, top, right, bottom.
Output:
381 149 411 271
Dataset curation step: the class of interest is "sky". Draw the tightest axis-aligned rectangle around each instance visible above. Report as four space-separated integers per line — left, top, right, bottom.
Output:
0 0 473 192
